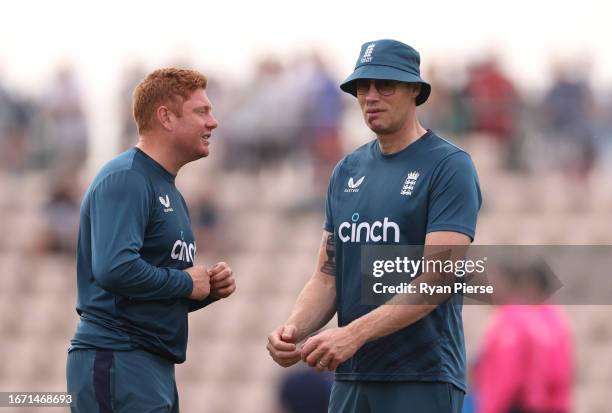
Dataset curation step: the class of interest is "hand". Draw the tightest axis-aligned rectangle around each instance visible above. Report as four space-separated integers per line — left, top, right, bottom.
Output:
267 324 302 368
301 327 363 372
185 265 211 300
208 261 236 300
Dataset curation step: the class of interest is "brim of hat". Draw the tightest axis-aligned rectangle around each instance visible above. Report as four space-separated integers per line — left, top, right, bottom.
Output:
340 65 431 106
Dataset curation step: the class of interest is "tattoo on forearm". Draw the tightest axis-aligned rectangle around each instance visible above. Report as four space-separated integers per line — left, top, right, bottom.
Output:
320 234 336 275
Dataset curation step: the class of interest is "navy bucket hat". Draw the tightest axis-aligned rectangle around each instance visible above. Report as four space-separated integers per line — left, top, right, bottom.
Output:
340 39 431 106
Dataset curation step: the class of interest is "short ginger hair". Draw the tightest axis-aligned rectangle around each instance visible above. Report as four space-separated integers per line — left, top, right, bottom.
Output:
133 68 208 134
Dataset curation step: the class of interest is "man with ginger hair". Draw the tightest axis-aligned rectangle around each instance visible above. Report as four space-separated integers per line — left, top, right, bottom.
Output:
67 68 236 413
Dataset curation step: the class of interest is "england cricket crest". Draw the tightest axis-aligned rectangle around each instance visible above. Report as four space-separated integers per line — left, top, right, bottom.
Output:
361 43 376 63
400 171 420 196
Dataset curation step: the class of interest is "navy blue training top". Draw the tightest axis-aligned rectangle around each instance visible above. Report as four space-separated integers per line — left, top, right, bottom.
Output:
70 148 213 363
323 130 482 390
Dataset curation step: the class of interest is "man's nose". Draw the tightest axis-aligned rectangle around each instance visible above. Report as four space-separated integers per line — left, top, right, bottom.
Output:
364 82 380 100
208 115 219 130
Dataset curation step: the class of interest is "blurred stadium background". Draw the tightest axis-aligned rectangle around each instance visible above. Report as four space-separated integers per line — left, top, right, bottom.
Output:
1 1 611 412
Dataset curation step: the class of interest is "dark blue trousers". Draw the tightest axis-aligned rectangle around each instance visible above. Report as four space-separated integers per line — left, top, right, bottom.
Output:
329 381 464 413
66 348 178 413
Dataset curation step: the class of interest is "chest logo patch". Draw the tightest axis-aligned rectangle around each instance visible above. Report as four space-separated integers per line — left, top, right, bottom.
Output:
400 171 420 196
345 176 365 193
159 195 174 212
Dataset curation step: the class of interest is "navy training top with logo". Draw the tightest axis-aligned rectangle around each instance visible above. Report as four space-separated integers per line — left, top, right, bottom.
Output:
323 129 482 391
70 148 214 364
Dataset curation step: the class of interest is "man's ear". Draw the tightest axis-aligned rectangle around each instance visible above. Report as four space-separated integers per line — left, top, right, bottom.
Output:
411 84 422 99
156 105 173 131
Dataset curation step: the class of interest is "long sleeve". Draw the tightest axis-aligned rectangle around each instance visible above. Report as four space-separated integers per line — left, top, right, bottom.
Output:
89 170 193 300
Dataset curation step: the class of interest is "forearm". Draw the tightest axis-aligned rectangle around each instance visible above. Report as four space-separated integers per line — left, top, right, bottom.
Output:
94 257 193 300
347 302 436 345
286 272 336 342
349 232 471 345
347 267 446 343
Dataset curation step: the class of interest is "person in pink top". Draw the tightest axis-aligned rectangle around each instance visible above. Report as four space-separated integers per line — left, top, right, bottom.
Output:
475 263 573 413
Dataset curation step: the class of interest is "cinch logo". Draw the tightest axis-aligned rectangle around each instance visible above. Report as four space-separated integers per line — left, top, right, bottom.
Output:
338 213 400 243
171 240 196 263
345 176 365 193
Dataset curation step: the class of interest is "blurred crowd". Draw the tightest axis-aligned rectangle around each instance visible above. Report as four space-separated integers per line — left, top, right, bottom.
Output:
420 56 612 180
2 53 612 257
1 50 611 412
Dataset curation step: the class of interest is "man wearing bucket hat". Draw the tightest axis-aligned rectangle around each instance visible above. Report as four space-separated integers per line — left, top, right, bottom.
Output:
267 39 481 412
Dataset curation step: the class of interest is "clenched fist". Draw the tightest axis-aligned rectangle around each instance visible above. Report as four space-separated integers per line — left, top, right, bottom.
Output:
267 324 301 368
208 261 236 300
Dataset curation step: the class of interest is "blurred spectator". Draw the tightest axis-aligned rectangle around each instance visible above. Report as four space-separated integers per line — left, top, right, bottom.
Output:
278 369 333 413
419 65 469 137
302 53 344 195
191 190 221 258
36 168 82 255
464 57 519 142
118 63 146 150
540 63 596 181
225 57 298 172
593 87 612 172
0 76 33 172
39 65 89 169
463 57 523 170
474 263 574 413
